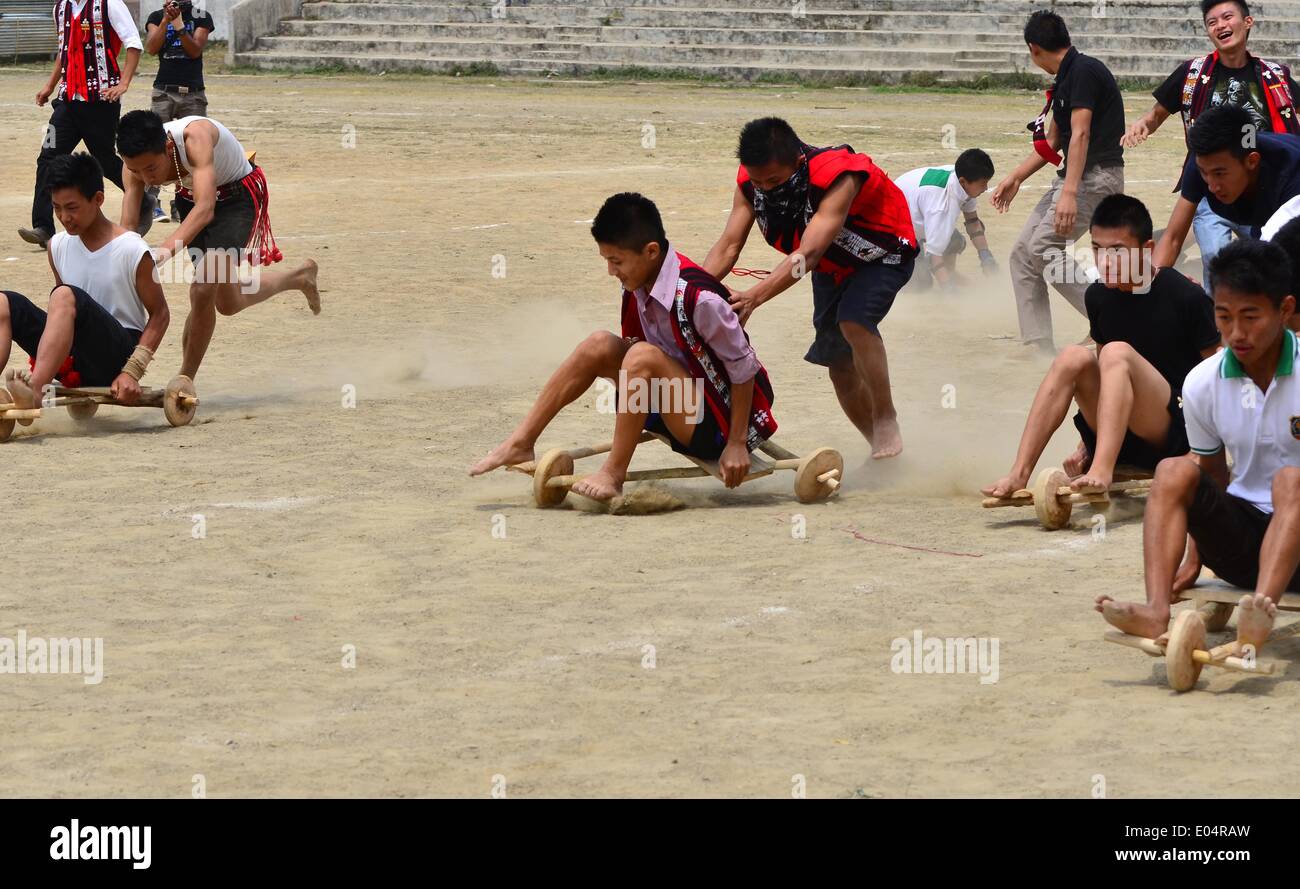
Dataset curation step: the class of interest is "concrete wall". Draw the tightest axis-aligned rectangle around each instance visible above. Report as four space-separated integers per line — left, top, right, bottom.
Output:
136 1 238 41
226 0 299 56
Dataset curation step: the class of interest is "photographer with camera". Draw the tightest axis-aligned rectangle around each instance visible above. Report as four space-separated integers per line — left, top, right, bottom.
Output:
144 0 215 222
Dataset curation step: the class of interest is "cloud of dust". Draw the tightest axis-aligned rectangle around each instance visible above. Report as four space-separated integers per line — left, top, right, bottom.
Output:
328 300 600 396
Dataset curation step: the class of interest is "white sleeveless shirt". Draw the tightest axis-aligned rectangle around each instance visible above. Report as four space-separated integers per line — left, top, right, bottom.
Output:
49 230 151 333
164 116 253 189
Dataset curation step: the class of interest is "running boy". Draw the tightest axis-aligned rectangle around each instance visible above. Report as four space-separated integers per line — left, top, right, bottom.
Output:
702 117 916 458
115 110 319 379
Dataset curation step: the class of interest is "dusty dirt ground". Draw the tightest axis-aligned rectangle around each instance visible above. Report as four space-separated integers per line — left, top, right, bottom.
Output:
0 67 1294 799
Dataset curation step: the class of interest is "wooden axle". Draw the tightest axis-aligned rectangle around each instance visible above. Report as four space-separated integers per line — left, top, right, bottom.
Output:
1104 630 1275 676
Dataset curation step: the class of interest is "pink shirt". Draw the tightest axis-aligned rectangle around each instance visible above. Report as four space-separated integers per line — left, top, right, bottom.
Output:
629 247 761 384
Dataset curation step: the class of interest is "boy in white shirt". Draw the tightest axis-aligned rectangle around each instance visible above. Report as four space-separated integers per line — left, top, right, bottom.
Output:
1 153 169 414
895 148 998 291
1097 238 1300 657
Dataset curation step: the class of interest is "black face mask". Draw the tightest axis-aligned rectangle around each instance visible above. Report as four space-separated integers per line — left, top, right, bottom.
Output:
755 158 810 220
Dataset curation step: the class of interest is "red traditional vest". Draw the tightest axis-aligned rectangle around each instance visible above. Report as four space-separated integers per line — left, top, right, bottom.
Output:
56 0 123 102
620 253 778 450
738 144 918 284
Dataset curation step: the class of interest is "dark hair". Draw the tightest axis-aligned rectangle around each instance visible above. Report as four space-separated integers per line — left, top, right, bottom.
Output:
1201 0 1250 21
116 109 168 158
954 148 995 183
1024 10 1071 51
1208 238 1293 305
1089 193 1153 243
1269 217 1300 301
1187 104 1257 159
590 192 669 253
737 117 803 168
47 152 104 200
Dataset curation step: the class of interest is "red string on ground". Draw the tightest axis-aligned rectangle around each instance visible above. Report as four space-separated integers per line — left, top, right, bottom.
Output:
730 267 771 278
843 526 983 558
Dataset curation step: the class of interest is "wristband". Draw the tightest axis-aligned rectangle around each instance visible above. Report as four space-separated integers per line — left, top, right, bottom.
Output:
121 344 154 382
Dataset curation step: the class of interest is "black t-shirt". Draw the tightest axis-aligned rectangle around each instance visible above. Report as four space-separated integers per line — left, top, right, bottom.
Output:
1179 132 1300 234
1085 267 1219 394
1051 46 1126 177
1153 57 1300 134
147 6 216 91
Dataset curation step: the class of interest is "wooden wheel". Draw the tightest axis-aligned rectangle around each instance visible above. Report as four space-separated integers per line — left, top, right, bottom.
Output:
66 399 98 422
794 447 843 503
532 448 573 508
1166 609 1207 692
163 375 198 427
1032 467 1072 530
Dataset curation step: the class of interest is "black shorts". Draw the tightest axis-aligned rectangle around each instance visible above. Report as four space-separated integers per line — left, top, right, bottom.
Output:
1072 390 1189 471
644 408 727 462
176 181 256 263
1187 468 1300 592
805 257 915 367
3 288 141 386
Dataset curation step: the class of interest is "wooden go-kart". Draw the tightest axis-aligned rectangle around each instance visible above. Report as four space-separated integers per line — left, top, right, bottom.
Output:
1105 580 1300 692
508 432 843 507
982 465 1152 530
0 376 199 442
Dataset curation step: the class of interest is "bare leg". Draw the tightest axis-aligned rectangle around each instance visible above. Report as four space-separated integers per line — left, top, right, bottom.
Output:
1095 456 1200 638
210 255 320 316
1071 342 1172 491
981 345 1097 497
0 292 14 372
828 361 875 445
179 282 219 380
839 320 901 458
572 342 695 502
469 331 629 476
4 286 76 423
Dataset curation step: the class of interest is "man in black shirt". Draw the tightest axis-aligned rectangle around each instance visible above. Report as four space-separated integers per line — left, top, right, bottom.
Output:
991 11 1126 353
1122 0 1299 282
1154 104 1300 267
145 0 214 221
983 195 1220 500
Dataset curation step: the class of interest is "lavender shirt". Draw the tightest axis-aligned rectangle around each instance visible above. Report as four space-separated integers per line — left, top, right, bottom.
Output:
629 247 761 384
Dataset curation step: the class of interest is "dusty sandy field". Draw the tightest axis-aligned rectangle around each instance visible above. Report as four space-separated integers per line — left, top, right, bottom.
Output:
0 67 1294 798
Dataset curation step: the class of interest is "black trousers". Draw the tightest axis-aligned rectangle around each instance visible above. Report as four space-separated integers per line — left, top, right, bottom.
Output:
32 99 125 232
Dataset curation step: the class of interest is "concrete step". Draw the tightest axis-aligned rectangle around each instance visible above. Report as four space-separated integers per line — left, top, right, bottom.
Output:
231 48 1034 82
297 4 1300 41
306 0 1300 12
280 17 1300 56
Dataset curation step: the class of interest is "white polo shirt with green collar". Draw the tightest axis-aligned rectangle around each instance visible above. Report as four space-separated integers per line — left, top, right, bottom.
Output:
1183 329 1300 514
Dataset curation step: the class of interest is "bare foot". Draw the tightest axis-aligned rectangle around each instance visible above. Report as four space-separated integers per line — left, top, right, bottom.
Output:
1095 594 1170 639
571 466 624 501
469 438 534 476
981 471 1028 498
296 259 320 315
870 416 902 459
1235 592 1277 655
4 367 37 426
1063 442 1091 477
1070 467 1113 492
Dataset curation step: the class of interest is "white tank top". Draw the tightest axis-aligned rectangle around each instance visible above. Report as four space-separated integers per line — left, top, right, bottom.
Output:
49 230 151 333
164 116 253 189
